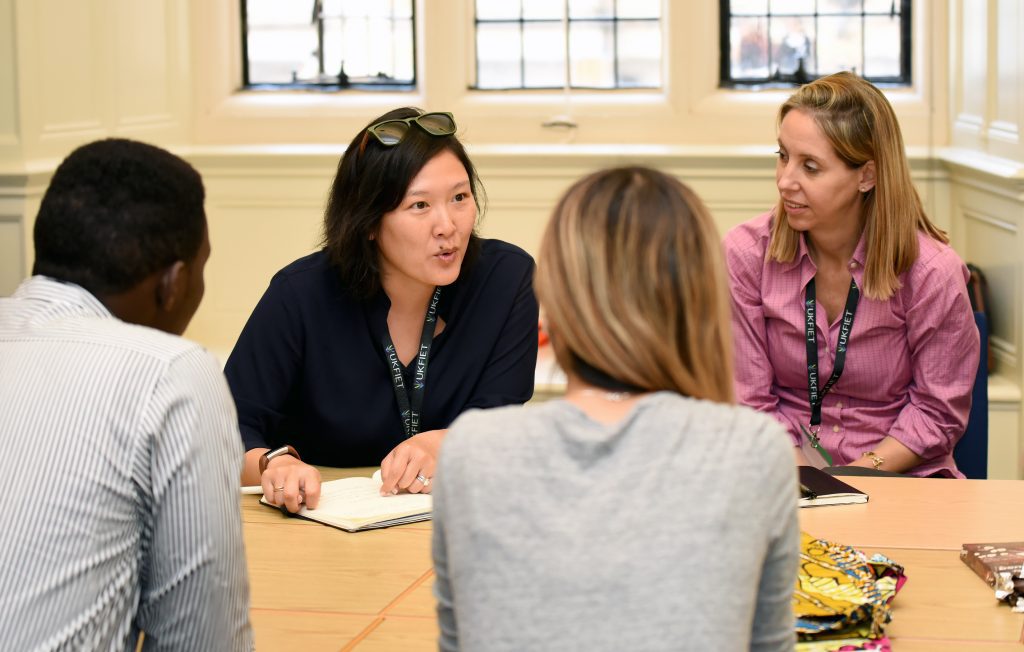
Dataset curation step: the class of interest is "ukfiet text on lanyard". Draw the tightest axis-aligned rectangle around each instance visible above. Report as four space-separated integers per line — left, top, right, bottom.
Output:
802 277 859 461
383 286 442 439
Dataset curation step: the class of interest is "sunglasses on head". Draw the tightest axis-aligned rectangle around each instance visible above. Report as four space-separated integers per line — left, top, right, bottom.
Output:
360 112 457 155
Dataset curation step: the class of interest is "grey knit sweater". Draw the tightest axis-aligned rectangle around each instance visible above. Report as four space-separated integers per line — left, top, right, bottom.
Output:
432 392 799 652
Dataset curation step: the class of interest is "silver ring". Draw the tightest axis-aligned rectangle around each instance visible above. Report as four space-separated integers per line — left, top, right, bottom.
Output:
415 474 430 487
273 486 285 492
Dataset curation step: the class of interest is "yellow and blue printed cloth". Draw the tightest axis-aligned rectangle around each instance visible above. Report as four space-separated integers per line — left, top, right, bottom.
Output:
794 532 907 652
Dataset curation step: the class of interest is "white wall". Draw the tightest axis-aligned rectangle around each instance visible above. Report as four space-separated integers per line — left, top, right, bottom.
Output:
184 146 949 356
944 0 1024 478
4 0 1024 477
187 0 948 148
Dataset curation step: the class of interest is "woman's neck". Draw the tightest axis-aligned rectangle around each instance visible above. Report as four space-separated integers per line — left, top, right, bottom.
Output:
806 218 865 269
563 373 646 425
382 275 435 318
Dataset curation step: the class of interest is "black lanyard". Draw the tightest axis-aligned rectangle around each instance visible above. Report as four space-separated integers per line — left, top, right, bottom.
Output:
383 286 442 439
805 277 859 429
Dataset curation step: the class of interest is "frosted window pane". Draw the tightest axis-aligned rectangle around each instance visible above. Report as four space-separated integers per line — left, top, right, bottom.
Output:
247 0 313 27
730 17 770 79
730 0 769 15
816 17 861 75
569 21 614 87
865 0 899 13
523 23 566 87
247 29 317 83
315 16 414 81
863 15 901 77
616 0 660 19
569 0 614 19
769 0 814 14
770 16 815 76
477 23 523 88
245 0 413 86
617 21 660 87
522 0 561 20
819 0 863 14
476 0 520 20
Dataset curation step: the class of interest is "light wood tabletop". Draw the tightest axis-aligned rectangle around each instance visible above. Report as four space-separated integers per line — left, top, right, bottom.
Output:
242 470 1024 650
798 476 1024 551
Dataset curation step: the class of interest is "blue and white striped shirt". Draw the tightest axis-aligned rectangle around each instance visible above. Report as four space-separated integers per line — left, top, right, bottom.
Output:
0 277 253 651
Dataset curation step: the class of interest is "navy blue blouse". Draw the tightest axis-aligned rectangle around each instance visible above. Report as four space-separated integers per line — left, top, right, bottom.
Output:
224 239 539 467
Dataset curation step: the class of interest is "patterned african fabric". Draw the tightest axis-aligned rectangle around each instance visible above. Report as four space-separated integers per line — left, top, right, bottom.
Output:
794 532 906 651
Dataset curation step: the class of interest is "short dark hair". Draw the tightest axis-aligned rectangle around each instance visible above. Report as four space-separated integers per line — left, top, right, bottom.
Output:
33 138 206 295
321 107 483 299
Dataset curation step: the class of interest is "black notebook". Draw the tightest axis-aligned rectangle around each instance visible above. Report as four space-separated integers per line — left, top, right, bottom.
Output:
798 466 869 507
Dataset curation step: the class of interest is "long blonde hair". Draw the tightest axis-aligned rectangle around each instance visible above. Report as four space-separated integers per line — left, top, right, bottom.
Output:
768 72 947 299
536 167 733 403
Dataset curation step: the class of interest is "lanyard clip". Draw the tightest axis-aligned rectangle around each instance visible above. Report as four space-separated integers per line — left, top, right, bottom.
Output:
804 424 821 446
799 424 834 467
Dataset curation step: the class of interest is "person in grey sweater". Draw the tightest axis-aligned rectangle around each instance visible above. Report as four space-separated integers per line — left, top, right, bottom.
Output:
432 166 800 651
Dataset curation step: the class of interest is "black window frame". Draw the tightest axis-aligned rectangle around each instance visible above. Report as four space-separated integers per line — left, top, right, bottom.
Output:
473 6 662 91
240 0 417 92
718 0 912 89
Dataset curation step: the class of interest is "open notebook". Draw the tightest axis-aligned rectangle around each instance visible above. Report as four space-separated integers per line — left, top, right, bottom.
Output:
259 469 432 532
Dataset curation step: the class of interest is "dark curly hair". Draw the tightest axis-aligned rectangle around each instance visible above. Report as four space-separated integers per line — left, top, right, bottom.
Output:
33 138 206 295
321 107 483 299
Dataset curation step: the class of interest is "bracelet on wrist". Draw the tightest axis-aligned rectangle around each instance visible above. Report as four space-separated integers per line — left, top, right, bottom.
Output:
862 450 884 471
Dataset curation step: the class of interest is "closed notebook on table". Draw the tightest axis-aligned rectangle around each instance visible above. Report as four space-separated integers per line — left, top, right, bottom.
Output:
260 470 432 532
798 466 868 507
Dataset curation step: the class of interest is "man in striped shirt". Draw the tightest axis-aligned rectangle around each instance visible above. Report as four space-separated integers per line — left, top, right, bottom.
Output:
0 139 253 650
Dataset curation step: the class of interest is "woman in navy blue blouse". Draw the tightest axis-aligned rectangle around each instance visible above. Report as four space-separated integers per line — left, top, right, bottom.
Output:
228 109 538 511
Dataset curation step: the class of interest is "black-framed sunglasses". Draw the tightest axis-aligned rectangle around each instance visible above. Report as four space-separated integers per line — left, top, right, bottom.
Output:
362 112 457 151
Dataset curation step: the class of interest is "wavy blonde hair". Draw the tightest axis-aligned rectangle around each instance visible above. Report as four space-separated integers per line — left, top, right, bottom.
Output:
769 71 947 300
536 167 733 403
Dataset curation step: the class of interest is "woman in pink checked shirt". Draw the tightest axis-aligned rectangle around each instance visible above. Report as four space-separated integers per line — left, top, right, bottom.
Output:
724 72 979 478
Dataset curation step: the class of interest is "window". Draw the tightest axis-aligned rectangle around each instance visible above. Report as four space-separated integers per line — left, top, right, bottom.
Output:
474 0 662 90
720 0 911 88
241 0 415 90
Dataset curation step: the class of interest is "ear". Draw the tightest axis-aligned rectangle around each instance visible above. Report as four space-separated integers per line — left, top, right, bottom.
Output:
155 261 188 313
858 160 876 193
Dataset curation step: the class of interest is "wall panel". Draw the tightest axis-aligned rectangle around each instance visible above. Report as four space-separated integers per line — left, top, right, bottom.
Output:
988 0 1022 160
0 213 22 295
954 181 1023 379
0 0 19 160
114 0 174 129
34 0 105 137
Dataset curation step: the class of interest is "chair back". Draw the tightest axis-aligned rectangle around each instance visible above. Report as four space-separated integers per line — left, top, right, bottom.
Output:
954 311 988 479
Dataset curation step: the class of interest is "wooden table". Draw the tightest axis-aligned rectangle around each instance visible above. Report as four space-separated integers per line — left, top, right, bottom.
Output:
243 470 1024 650
242 468 437 651
798 475 1024 650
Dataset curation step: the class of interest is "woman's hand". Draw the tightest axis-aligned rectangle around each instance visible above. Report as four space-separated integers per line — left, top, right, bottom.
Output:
260 455 322 513
379 429 447 496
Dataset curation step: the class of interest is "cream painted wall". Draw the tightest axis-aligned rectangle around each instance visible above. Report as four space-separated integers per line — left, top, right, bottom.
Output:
944 0 1024 478
4 0 1024 477
0 0 194 293
1 0 955 300
183 146 950 356
0 0 19 161
188 0 949 149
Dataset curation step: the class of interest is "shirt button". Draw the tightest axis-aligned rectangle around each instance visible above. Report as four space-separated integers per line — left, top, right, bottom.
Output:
832 424 840 432
836 401 843 408
850 261 858 268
